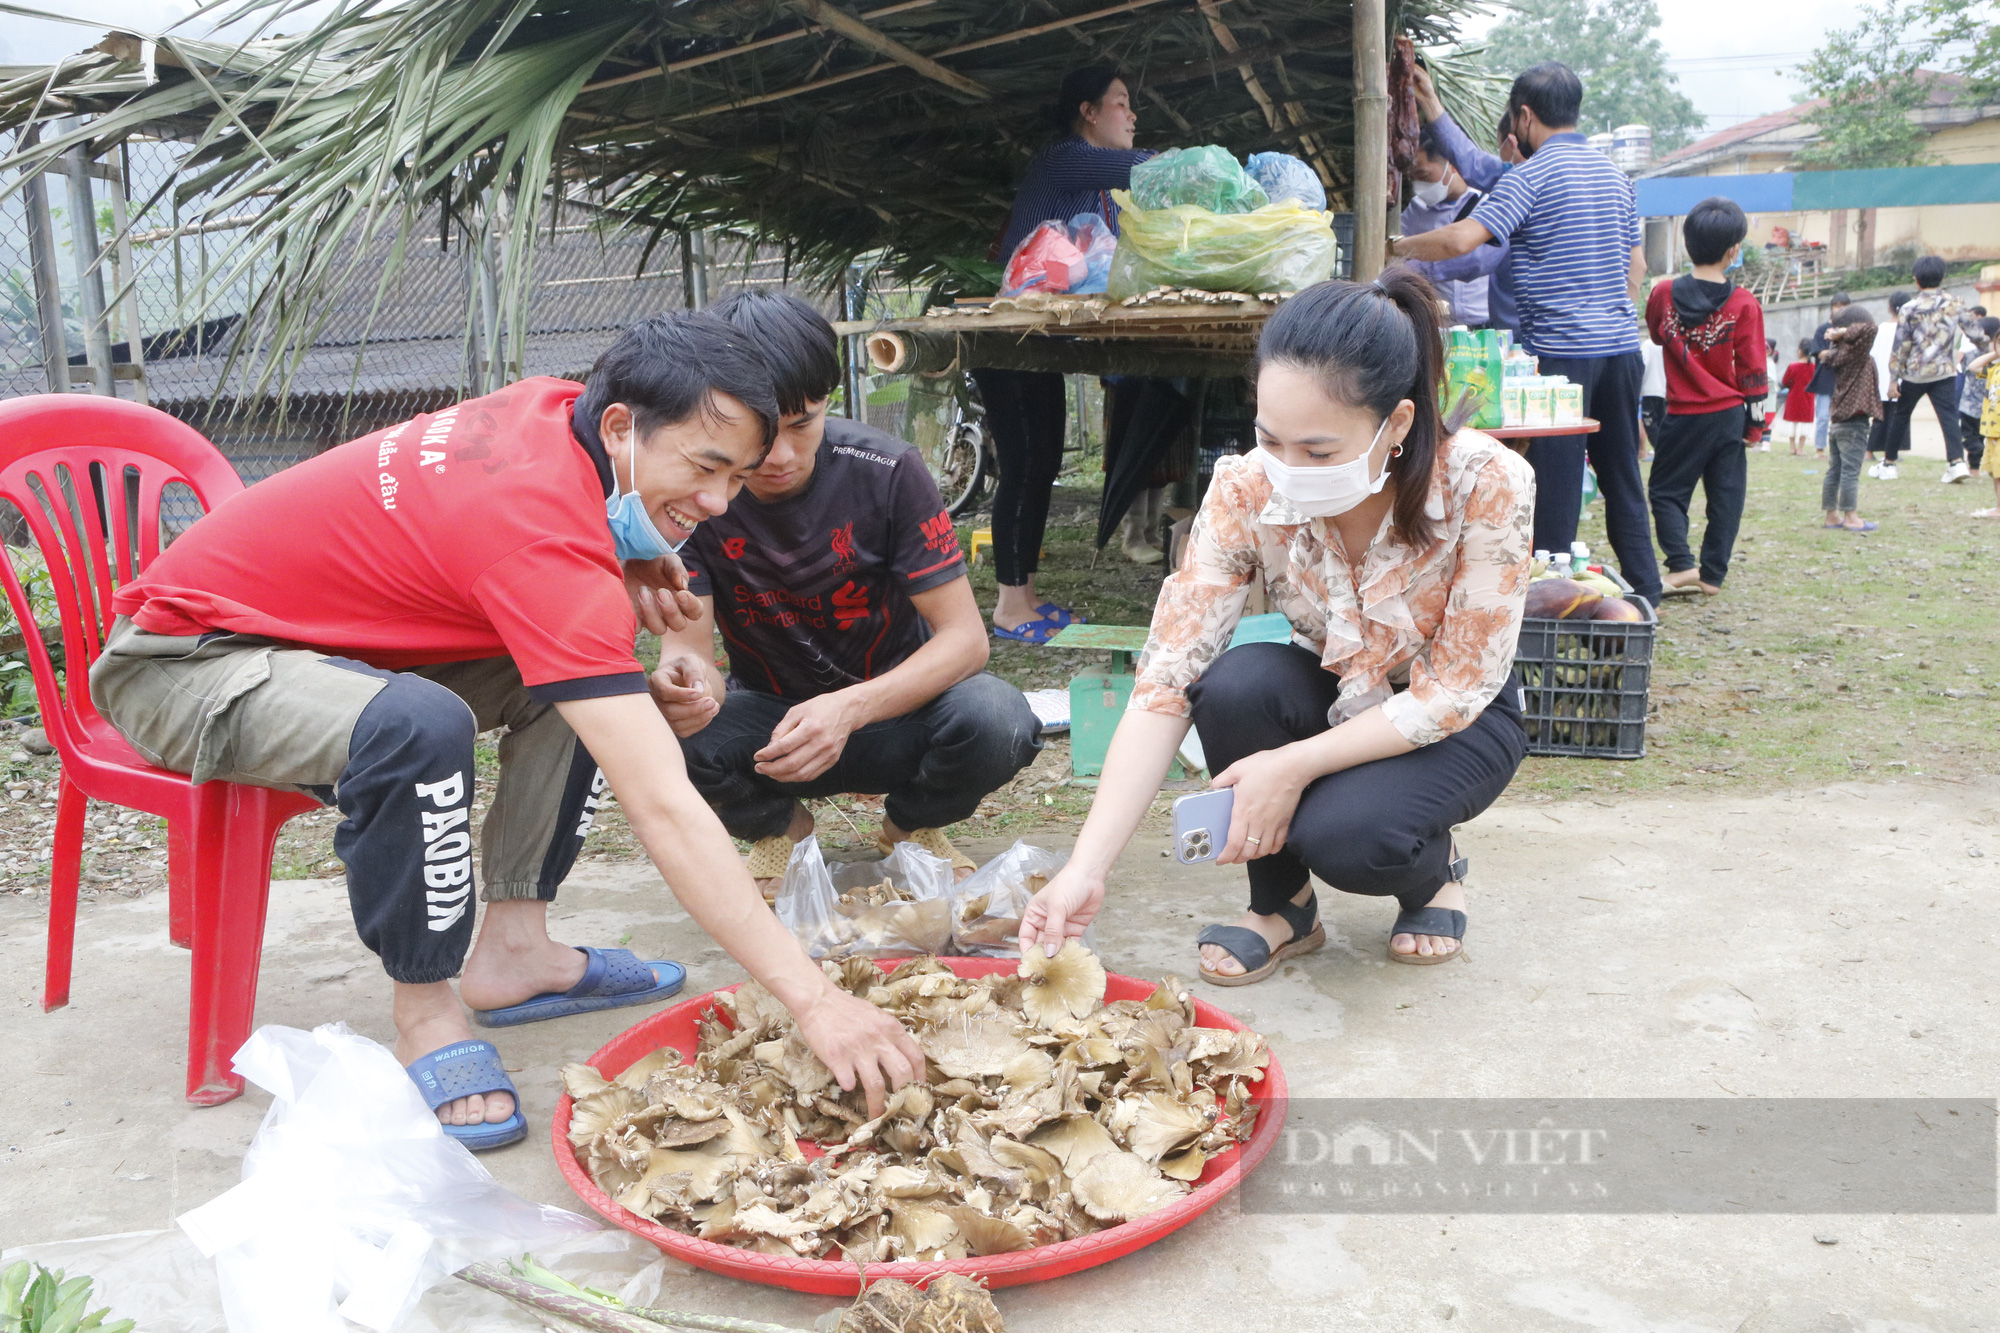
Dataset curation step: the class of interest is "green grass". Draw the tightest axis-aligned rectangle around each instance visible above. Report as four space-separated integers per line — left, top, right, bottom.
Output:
1512 444 2000 801
252 445 2000 882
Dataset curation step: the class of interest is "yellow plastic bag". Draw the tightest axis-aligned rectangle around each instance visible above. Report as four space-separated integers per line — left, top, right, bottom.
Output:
1107 192 1339 299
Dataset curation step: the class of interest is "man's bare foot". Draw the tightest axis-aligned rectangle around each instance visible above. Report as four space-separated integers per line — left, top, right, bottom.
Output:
1390 877 1466 960
880 816 975 882
1664 569 1721 595
457 899 591 1012
393 980 514 1127
1199 885 1315 977
753 801 816 899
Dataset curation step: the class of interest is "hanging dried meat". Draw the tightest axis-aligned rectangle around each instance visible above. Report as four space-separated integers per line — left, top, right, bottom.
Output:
1388 35 1422 198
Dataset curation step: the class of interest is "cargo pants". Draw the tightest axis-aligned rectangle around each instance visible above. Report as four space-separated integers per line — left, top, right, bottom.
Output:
89 619 604 983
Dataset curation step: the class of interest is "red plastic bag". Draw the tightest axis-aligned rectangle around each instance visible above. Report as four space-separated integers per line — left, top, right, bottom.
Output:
1002 221 1089 296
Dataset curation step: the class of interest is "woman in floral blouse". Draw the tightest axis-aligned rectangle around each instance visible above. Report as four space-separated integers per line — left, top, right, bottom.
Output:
1020 273 1536 983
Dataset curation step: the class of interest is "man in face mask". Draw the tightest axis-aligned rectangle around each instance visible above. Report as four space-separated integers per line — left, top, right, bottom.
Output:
1398 120 1508 329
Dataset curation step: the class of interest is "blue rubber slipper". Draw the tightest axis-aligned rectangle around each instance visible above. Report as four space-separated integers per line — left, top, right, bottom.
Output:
406 1039 526 1151
472 947 686 1028
1032 603 1087 628
994 617 1062 644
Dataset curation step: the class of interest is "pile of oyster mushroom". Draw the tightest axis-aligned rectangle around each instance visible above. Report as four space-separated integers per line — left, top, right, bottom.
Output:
563 943 1269 1262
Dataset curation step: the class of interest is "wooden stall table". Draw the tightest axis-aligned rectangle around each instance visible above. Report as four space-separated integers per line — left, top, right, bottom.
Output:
836 291 1277 379
1486 418 1601 457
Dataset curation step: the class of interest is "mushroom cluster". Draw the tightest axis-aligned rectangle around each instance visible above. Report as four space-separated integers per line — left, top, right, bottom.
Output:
950 872 1046 954
564 944 1268 1263
823 877 954 957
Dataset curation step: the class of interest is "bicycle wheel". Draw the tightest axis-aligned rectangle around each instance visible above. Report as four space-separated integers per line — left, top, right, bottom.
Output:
930 418 989 517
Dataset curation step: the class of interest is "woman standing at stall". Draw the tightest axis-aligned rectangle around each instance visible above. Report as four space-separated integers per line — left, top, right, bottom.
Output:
976 66 1154 642
1018 273 1536 980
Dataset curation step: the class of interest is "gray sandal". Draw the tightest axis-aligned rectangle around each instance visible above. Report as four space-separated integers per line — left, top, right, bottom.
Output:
1388 851 1470 966
1196 891 1326 987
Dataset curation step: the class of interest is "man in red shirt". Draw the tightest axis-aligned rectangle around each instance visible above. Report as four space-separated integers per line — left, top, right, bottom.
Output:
1644 196 1768 597
90 312 923 1149
648 292 1040 896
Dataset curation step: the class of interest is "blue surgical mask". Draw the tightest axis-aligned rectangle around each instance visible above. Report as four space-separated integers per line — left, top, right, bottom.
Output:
1726 248 1743 272
605 436 686 560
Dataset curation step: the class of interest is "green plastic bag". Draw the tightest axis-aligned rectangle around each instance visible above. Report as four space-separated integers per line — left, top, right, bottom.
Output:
1442 327 1506 431
1128 146 1269 213
1106 194 1338 298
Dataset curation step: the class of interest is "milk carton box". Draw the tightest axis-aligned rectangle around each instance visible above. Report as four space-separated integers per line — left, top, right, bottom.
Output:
1523 383 1554 428
1553 381 1584 425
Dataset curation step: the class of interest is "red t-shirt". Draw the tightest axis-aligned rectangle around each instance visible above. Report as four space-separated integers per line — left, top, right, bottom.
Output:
115 377 645 701
1645 277 1768 416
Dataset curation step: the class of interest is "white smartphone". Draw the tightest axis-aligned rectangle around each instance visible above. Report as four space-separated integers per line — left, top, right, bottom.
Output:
1172 789 1235 864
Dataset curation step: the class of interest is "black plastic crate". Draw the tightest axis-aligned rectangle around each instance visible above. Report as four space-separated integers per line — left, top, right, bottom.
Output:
1515 592 1656 759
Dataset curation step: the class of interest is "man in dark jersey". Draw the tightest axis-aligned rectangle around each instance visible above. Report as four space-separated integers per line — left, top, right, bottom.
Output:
89 312 923 1149
649 292 1041 894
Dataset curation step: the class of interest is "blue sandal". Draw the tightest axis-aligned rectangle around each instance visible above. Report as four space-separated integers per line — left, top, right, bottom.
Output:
993 617 1063 645
1032 603 1086 628
1196 891 1325 987
406 1039 526 1151
471 947 685 1028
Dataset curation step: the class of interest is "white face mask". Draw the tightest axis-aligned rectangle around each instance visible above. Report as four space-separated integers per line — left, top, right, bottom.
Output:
1259 416 1395 519
1411 176 1451 207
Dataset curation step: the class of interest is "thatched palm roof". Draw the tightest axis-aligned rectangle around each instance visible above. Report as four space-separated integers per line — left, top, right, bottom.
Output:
0 0 1496 390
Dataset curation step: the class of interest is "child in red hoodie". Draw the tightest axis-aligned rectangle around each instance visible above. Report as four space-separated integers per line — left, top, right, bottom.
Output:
1644 197 1767 596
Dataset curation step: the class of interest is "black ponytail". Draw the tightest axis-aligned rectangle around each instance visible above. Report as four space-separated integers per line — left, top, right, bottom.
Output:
1043 65 1123 137
1255 268 1464 550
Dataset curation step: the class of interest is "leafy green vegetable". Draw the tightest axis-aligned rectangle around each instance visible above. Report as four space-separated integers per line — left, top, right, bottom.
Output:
0 1261 135 1333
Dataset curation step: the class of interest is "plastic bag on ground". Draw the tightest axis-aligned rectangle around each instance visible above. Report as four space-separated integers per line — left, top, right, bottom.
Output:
948 839 1094 958
1246 151 1327 210
1067 211 1117 294
171 1023 597 1333
0 1229 664 1333
1001 220 1089 295
1107 193 1339 299
1128 145 1269 213
775 835 955 958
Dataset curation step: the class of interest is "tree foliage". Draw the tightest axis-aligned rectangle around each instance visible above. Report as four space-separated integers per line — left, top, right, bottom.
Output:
1920 0 2000 102
1796 0 1943 170
1477 0 1703 152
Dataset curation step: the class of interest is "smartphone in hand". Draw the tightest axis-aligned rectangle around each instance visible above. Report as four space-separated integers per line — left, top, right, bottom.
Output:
1172 789 1235 864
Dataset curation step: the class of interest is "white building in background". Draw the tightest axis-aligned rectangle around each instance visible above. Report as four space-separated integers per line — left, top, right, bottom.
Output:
1638 72 2000 266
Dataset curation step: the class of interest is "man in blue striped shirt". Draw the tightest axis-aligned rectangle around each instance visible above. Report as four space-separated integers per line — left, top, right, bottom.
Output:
1396 62 1659 605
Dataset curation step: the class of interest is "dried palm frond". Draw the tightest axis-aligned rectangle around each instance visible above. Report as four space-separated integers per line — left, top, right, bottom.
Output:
0 0 1498 394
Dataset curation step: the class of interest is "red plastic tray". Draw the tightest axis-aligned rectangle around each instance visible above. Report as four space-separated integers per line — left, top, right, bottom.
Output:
552 956 1287 1294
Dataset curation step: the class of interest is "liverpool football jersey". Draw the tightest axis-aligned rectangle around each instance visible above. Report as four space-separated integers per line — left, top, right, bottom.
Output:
684 418 966 698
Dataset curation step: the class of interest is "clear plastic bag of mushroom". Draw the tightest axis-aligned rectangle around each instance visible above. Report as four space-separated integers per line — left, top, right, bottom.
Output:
948 840 1095 958
562 944 1269 1263
776 837 956 959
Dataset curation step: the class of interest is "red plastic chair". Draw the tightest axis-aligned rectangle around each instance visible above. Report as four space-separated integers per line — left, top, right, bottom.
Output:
0 395 318 1106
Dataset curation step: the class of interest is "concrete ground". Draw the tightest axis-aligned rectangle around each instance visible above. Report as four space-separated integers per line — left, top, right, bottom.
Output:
3 781 1997 1332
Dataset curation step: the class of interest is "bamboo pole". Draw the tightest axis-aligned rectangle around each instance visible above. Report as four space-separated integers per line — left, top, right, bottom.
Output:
1350 0 1388 282
456 1264 812 1333
868 328 1251 378
59 121 114 395
580 0 935 93
661 0 1225 124
787 0 989 99
19 127 70 393
107 141 146 406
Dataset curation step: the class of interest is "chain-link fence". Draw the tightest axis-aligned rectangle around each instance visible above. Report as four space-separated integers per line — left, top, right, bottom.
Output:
0 129 1109 541
0 130 828 479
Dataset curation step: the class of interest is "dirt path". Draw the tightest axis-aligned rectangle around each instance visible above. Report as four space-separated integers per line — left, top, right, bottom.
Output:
3 780 1994 1331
